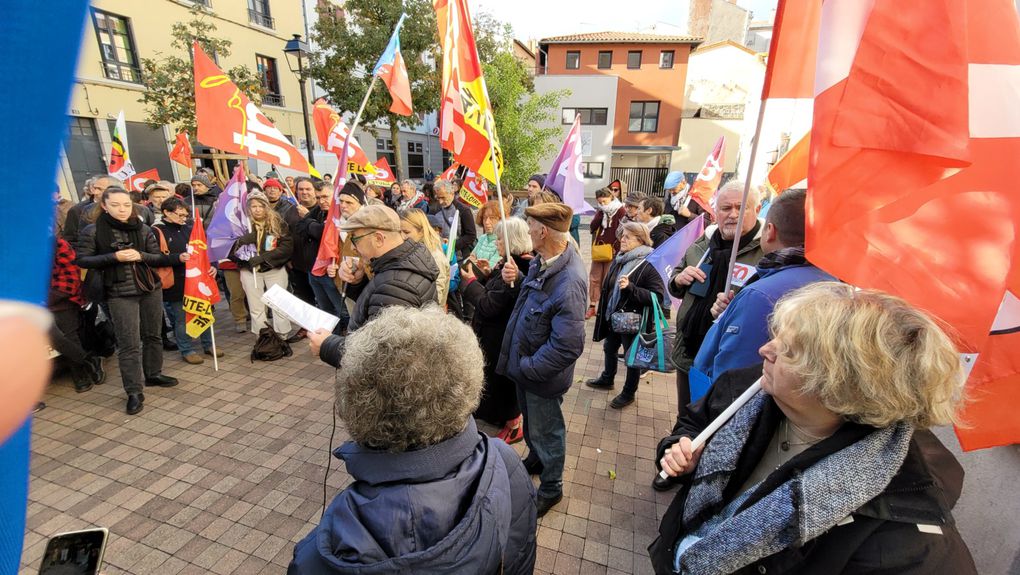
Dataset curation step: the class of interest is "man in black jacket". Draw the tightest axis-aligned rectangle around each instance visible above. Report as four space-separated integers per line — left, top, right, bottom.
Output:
429 179 477 260
635 196 676 248
286 177 321 308
63 175 116 249
308 205 439 368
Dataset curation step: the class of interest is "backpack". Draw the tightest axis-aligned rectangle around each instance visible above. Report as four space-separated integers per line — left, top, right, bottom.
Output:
251 326 292 362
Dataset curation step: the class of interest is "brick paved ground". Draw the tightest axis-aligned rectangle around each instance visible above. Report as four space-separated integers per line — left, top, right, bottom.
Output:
21 234 682 575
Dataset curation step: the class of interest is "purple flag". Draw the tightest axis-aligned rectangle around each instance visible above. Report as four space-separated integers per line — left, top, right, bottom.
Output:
545 115 594 215
207 166 256 262
642 215 706 306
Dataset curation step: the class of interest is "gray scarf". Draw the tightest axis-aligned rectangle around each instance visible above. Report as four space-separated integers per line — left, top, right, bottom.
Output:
604 245 653 319
677 392 915 575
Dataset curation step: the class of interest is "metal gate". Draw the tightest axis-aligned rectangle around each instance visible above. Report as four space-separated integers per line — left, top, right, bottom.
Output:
609 167 669 198
65 117 106 200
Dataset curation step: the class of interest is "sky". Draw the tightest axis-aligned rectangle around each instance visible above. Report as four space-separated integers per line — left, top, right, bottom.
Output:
473 0 778 42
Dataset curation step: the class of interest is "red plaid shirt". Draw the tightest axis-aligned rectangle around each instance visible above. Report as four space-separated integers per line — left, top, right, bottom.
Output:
51 238 84 306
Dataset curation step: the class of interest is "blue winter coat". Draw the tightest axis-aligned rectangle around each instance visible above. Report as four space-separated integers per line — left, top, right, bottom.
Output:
496 246 588 398
288 419 536 575
692 263 835 384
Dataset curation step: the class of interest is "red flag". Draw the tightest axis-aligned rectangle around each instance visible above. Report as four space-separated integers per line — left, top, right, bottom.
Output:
368 157 397 185
124 169 160 193
169 132 192 168
688 136 725 215
765 133 810 194
182 210 221 338
312 131 353 277
807 0 1020 450
373 14 413 116
193 42 315 175
458 168 488 208
439 162 460 181
434 0 503 183
761 0 821 99
311 98 375 173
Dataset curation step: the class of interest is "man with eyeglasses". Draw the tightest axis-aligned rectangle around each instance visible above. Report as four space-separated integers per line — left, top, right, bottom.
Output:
308 205 439 369
63 175 117 249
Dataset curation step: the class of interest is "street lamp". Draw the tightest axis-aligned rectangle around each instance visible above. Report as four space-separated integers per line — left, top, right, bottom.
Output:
283 33 315 168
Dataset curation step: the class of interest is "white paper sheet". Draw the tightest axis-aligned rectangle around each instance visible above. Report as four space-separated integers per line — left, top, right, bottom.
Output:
260 284 340 333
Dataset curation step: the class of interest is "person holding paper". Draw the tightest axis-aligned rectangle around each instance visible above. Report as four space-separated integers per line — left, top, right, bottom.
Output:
229 190 294 336
648 282 976 575
310 205 438 369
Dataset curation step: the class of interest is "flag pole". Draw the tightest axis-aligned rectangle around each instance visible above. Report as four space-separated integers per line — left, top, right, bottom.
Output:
723 99 768 294
209 325 219 372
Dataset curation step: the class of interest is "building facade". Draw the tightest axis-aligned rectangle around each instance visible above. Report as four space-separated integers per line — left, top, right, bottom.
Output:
534 32 701 196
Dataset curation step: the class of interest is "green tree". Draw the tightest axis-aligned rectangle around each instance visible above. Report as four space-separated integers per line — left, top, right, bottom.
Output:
474 14 565 190
138 6 264 140
309 0 440 180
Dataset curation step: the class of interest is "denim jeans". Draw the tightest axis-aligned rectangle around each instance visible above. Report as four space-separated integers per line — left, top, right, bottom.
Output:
602 331 640 398
107 290 164 395
163 301 212 357
308 272 349 326
516 385 566 499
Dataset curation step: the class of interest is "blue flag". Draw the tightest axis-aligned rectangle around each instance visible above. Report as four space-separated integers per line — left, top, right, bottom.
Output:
642 215 706 307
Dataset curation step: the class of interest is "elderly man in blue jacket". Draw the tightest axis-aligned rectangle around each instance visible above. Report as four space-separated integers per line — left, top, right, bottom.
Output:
653 189 834 491
497 202 588 517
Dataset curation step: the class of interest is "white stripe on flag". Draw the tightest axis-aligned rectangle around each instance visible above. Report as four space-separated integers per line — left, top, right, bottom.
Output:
970 64 1020 138
814 0 875 97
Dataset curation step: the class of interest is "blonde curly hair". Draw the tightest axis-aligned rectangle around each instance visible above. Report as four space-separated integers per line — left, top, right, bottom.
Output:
770 282 965 429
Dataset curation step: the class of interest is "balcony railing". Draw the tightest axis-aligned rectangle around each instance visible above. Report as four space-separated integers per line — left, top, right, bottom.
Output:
262 93 285 107
248 9 275 29
101 61 143 84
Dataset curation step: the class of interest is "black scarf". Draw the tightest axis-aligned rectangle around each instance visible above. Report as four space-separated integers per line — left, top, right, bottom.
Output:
680 221 761 358
95 212 147 283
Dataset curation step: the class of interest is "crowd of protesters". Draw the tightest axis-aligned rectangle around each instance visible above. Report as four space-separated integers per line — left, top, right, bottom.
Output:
47 166 976 573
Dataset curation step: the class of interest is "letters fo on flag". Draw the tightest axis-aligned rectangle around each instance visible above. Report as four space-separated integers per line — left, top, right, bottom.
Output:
312 98 375 174
434 0 503 184
169 132 193 169
193 42 315 175
183 211 221 338
806 0 1020 450
108 110 136 180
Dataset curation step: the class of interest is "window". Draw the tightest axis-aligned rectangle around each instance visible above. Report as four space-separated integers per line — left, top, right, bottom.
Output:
248 0 275 29
581 162 604 179
627 50 642 69
561 107 608 126
660 50 675 69
376 138 396 169
407 141 425 179
597 51 612 69
566 51 580 70
91 9 142 83
256 55 283 106
629 101 659 132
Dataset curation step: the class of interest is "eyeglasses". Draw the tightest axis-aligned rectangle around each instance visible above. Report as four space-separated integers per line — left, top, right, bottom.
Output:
350 231 375 246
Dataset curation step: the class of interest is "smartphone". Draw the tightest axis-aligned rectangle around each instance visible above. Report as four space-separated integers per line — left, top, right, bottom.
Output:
38 528 109 575
687 260 714 298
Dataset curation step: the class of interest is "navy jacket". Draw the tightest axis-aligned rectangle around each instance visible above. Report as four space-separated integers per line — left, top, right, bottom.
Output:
288 419 536 575
692 263 834 383
496 246 588 398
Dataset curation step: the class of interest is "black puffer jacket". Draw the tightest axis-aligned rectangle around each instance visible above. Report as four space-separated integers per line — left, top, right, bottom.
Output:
153 221 191 302
592 253 666 342
292 206 326 273
319 240 439 368
649 365 977 575
190 192 217 229
76 223 173 299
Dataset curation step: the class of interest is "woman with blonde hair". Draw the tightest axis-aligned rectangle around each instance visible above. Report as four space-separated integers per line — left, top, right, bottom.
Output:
650 281 976 574
230 190 294 335
399 208 450 306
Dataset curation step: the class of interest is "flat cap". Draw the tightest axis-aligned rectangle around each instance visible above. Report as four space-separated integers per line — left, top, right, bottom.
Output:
525 202 573 233
339 204 401 232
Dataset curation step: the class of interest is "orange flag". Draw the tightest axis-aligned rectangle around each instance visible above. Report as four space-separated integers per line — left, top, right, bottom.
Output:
193 42 314 174
169 132 192 169
434 0 503 183
458 168 488 208
311 98 375 174
125 169 160 193
182 209 221 338
808 0 1020 450
367 157 397 186
688 136 725 215
766 133 809 194
761 0 821 99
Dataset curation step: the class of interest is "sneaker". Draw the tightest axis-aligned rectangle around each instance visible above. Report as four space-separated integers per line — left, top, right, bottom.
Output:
235 322 248 333
204 348 224 358
610 393 635 409
584 306 597 320
585 376 614 390
183 354 204 365
503 424 523 445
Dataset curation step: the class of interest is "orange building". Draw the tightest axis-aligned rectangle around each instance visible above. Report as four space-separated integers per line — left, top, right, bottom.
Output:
536 32 701 193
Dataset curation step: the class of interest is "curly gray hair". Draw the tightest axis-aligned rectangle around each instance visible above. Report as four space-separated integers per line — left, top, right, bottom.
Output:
335 305 484 452
494 217 533 256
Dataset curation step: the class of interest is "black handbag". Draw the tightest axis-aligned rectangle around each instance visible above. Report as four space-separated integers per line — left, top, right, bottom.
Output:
82 269 105 304
132 262 161 294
